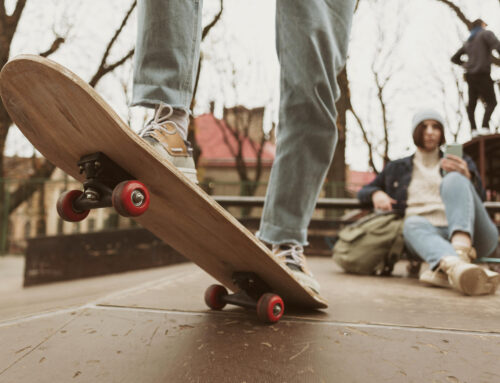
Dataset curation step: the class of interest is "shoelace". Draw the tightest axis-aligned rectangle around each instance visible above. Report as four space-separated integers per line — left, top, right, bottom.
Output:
139 103 179 138
273 244 305 268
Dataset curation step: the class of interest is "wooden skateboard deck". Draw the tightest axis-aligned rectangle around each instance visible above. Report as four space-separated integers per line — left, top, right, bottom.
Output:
0 55 327 318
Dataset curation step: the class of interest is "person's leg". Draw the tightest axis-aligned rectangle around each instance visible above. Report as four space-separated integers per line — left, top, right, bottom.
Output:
403 215 453 270
439 172 499 295
132 0 203 112
479 74 497 129
441 172 499 258
404 212 498 295
132 0 203 183
466 74 479 133
257 0 355 246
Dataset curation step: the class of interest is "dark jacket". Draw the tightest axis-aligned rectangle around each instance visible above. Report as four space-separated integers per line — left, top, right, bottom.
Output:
451 29 500 74
357 151 485 214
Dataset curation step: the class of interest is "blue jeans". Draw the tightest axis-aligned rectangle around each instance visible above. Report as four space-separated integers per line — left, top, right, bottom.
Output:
133 0 356 246
403 172 499 270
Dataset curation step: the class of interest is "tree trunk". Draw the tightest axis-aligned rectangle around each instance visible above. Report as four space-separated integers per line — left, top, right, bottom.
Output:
326 67 349 199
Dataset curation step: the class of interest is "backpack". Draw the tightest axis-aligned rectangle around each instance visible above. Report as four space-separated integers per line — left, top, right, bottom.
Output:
332 211 405 276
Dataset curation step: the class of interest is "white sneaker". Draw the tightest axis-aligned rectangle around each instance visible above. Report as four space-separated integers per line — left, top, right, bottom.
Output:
419 269 450 288
272 244 321 294
139 103 198 184
440 255 498 296
471 127 491 138
420 245 500 294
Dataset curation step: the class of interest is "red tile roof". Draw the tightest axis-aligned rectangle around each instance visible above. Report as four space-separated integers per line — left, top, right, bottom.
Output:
346 170 376 193
194 114 275 168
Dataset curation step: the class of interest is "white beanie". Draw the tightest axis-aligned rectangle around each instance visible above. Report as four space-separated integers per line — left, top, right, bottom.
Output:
411 108 445 133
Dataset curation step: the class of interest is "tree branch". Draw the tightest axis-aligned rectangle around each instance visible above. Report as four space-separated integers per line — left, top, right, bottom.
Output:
89 0 136 87
202 0 223 40
349 106 378 173
9 0 27 28
8 161 55 214
434 0 471 29
39 36 65 57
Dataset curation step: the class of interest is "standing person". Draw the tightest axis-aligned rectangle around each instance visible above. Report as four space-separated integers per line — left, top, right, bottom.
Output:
358 108 500 296
132 0 356 293
451 18 500 137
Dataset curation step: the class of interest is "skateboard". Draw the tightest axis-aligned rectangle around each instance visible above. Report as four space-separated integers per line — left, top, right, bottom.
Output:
0 55 327 323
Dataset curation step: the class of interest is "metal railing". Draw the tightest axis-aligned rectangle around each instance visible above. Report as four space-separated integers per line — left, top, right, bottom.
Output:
1 176 500 254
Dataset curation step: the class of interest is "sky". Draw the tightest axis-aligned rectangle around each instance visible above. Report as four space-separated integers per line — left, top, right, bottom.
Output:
3 0 500 171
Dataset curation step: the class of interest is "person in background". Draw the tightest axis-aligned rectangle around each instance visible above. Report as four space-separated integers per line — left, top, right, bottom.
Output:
451 18 500 138
358 108 499 296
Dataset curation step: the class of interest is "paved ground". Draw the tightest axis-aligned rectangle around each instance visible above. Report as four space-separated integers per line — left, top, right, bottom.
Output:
1 256 499 382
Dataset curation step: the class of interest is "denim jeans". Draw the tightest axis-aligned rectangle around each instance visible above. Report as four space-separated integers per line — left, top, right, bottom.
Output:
403 172 499 270
133 0 356 246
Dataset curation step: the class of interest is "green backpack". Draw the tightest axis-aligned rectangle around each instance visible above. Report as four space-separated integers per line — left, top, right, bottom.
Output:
332 212 405 275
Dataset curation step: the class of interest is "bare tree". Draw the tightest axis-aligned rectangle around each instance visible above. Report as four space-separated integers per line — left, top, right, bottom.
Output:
370 11 404 167
340 0 405 176
188 0 224 165
211 105 274 218
215 105 273 197
430 61 468 142
0 0 138 251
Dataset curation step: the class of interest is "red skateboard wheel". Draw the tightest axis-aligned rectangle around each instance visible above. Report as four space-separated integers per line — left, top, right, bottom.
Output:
204 284 228 310
56 190 90 222
112 180 150 217
257 293 284 323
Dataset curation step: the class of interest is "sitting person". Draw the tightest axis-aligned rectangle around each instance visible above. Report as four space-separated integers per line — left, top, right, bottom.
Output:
358 108 499 296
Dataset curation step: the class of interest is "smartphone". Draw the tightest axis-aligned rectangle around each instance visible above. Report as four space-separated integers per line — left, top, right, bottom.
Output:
444 143 463 158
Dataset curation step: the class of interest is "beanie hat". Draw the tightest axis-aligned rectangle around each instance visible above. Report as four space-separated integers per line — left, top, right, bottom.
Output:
411 108 446 147
411 108 445 134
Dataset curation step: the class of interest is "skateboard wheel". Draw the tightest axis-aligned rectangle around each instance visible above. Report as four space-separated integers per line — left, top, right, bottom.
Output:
56 190 90 222
257 293 284 323
112 180 150 217
204 284 228 310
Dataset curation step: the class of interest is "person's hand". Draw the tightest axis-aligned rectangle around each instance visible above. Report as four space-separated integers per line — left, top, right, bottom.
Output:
440 154 471 179
372 190 396 211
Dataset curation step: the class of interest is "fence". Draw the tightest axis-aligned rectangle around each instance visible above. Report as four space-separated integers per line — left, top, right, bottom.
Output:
0 177 361 255
2 176 499 255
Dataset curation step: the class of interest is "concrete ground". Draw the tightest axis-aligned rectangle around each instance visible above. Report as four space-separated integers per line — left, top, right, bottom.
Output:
1 256 499 382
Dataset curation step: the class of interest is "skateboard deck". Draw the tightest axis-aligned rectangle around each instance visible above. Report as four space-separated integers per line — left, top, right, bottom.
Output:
0 55 327 319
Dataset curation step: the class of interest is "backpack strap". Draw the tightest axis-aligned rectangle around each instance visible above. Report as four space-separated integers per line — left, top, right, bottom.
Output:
380 218 405 276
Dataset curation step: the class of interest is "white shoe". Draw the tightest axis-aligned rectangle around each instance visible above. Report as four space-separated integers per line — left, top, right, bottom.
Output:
272 244 321 294
139 103 198 184
419 269 450 288
471 127 491 138
440 255 498 296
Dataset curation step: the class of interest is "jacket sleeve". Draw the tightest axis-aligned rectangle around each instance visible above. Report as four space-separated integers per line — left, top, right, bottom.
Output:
465 155 486 201
483 30 500 54
357 167 388 206
451 46 466 65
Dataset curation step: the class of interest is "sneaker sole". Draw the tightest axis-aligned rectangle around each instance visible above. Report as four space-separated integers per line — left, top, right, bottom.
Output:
419 270 450 288
457 267 494 296
290 270 321 294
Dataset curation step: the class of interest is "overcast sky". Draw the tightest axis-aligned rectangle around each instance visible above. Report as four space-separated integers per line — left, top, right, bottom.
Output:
4 0 500 171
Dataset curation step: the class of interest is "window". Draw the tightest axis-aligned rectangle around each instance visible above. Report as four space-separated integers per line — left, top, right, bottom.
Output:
24 221 31 238
36 219 46 236
57 218 64 235
105 213 119 229
87 218 96 232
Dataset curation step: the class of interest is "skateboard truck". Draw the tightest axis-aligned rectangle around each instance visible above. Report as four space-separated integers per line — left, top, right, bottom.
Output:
56 152 151 222
204 272 285 323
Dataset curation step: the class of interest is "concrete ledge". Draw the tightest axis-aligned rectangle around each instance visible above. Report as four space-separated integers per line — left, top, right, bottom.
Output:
24 228 186 286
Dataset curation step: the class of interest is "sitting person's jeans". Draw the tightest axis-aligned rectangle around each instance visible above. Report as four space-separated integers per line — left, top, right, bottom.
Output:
403 172 499 270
